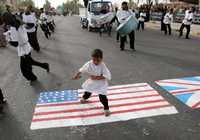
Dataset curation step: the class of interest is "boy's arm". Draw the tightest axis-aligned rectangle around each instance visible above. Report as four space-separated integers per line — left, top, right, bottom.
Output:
72 72 82 80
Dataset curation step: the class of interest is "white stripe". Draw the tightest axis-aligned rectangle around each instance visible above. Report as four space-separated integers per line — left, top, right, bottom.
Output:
108 83 149 89
31 106 178 130
33 101 169 119
35 95 164 113
156 82 195 89
79 86 153 95
186 91 200 107
174 79 200 85
77 83 150 93
78 90 158 100
37 86 154 106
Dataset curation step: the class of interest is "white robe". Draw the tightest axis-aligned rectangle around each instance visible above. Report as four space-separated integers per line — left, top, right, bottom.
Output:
6 26 32 56
79 60 111 95
22 13 37 33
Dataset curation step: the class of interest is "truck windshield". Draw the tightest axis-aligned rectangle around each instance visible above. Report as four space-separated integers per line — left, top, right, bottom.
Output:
90 2 112 15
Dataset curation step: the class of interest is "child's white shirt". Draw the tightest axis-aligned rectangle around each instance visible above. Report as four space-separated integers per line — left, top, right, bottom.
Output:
22 13 37 33
9 26 32 56
79 60 111 95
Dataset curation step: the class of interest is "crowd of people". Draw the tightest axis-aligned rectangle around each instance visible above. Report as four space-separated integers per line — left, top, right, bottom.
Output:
160 6 195 39
0 4 56 112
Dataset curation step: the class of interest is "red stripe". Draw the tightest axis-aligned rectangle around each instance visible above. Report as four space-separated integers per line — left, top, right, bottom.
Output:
34 97 164 116
192 101 200 109
158 81 200 86
32 104 172 122
79 89 155 98
107 84 149 91
36 92 159 108
171 88 200 94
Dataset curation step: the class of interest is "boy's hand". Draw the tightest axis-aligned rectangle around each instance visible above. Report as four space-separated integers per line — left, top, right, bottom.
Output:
72 75 81 80
90 75 98 80
90 75 105 80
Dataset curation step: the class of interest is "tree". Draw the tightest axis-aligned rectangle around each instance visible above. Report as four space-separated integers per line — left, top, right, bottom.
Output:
43 0 51 11
180 0 198 4
129 0 136 8
63 0 79 15
18 0 35 8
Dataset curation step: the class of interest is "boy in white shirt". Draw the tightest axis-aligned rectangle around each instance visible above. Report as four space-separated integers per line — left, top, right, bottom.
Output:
39 8 51 39
72 49 111 116
46 12 55 33
179 7 195 39
5 17 50 83
22 5 40 52
116 2 136 51
138 10 146 30
163 9 173 35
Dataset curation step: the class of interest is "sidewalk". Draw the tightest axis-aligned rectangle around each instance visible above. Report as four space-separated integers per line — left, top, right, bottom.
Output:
146 21 200 38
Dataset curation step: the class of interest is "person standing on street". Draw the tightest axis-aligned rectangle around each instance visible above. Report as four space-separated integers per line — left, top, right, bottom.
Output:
110 7 120 41
22 5 40 52
161 6 167 31
0 15 6 47
116 1 136 51
4 17 50 84
163 9 173 35
39 8 51 39
179 7 195 39
0 89 6 112
137 9 146 30
0 89 6 104
46 12 55 33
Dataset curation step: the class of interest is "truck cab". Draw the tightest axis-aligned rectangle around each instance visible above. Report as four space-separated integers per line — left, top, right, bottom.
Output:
87 0 113 31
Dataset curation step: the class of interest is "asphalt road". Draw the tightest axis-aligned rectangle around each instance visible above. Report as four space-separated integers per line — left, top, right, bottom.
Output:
0 16 200 140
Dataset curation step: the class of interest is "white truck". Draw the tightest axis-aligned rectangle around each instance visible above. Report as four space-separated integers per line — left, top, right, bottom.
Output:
81 0 114 31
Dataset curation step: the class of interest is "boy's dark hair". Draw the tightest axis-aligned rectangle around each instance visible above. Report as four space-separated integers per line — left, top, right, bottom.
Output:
92 49 103 58
122 1 128 5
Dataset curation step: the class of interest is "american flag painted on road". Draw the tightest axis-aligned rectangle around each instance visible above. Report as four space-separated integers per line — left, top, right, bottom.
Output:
30 83 178 130
156 76 200 109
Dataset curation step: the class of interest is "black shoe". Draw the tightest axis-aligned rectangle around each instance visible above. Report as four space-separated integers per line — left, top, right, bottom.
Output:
0 106 3 113
0 99 7 104
120 48 124 51
186 37 190 39
43 63 50 73
30 78 38 86
130 47 136 51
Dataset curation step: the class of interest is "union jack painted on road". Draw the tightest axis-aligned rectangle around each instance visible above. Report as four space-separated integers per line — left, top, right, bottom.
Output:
156 76 200 109
30 83 178 130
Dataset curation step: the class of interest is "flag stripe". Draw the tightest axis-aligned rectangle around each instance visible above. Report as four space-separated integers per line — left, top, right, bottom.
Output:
192 101 200 109
107 84 149 91
37 89 156 107
35 93 161 109
32 104 172 122
33 102 170 119
78 89 155 98
34 98 166 116
35 95 163 113
30 106 177 130
171 88 200 94
157 81 200 86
